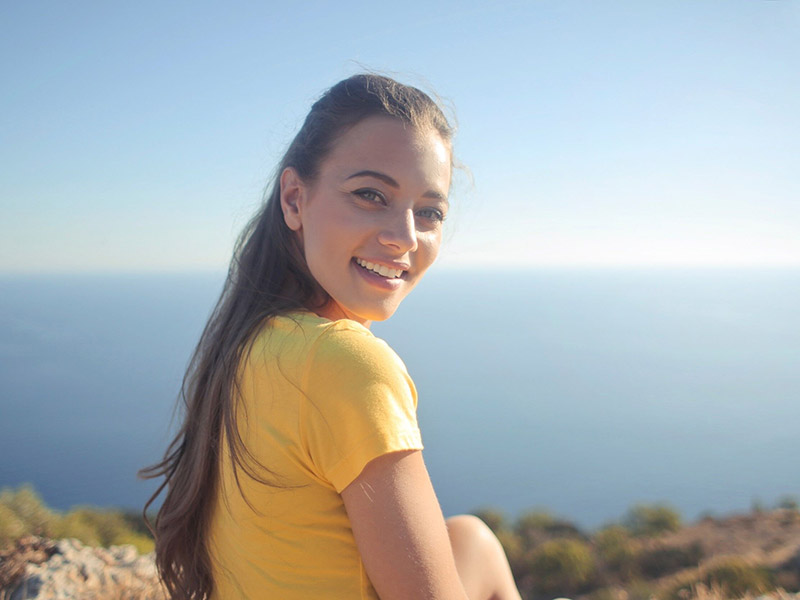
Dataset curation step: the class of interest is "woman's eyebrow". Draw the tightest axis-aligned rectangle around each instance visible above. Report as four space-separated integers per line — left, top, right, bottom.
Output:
345 170 448 201
346 170 399 187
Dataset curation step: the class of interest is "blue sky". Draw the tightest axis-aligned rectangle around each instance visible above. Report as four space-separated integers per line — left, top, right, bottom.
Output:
2 0 798 272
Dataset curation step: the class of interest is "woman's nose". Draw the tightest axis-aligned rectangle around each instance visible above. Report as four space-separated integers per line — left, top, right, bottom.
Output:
377 209 418 253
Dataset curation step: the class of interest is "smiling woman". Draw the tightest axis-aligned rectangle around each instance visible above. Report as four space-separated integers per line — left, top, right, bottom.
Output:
140 74 521 600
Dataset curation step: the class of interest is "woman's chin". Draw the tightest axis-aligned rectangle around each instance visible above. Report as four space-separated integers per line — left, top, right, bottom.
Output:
347 304 400 326
314 298 402 326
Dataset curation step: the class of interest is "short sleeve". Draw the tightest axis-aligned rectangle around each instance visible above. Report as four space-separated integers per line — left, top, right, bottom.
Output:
300 323 423 493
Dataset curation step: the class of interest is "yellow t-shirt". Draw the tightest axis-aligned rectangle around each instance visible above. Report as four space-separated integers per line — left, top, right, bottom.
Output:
208 311 423 599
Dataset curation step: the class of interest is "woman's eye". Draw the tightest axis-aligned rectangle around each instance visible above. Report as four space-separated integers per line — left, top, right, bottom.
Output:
417 207 445 223
353 189 385 205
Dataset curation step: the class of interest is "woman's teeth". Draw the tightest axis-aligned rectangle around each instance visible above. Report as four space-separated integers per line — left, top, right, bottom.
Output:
355 258 404 278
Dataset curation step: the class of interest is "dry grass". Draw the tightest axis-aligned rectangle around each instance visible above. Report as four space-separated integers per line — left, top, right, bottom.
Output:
651 510 800 569
681 582 798 600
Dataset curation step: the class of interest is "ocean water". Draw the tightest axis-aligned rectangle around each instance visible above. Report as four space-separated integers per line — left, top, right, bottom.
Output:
1 268 798 528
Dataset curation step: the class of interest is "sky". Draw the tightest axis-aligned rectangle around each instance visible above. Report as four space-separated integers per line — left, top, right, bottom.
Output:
1 0 798 272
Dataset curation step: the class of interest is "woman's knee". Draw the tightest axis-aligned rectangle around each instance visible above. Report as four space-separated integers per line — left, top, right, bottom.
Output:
447 514 518 599
448 514 507 552
447 515 505 575
447 514 498 549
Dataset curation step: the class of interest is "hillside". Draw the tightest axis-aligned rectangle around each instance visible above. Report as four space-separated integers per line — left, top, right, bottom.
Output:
475 504 800 600
1 484 799 599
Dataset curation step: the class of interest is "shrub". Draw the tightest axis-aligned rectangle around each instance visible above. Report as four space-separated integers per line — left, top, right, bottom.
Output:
780 510 800 526
623 504 681 537
526 538 596 596
0 484 154 553
666 558 774 600
109 530 155 554
702 558 773 598
636 542 703 578
515 509 584 549
0 485 56 546
0 503 26 547
594 525 638 581
76 509 130 546
774 568 800 593
471 508 506 534
777 495 799 511
120 509 156 550
495 528 526 579
52 507 154 550
625 579 657 600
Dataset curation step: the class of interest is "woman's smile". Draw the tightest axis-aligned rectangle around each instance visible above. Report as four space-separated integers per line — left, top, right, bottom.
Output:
352 257 406 290
353 258 407 279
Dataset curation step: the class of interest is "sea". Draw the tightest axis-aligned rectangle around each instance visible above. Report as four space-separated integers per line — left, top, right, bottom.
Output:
1 268 798 529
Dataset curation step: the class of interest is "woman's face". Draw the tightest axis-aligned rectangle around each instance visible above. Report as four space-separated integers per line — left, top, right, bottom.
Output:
280 116 451 326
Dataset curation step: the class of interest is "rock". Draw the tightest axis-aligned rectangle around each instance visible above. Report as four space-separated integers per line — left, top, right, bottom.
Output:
0 537 165 600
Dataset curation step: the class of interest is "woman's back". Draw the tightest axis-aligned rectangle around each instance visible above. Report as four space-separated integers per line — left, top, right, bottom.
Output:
208 311 422 599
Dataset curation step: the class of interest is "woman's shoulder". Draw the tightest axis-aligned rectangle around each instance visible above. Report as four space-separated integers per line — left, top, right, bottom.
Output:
248 310 403 373
262 310 372 347
307 315 405 377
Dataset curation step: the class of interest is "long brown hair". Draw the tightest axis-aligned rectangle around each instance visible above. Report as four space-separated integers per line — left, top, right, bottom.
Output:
139 73 454 600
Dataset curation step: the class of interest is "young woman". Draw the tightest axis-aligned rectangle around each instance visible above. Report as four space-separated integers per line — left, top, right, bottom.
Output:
142 74 521 600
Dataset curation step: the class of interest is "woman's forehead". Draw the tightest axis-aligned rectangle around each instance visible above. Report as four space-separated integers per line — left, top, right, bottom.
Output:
323 117 451 191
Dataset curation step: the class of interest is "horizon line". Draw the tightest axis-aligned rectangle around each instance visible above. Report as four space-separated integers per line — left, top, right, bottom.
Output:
2 263 800 277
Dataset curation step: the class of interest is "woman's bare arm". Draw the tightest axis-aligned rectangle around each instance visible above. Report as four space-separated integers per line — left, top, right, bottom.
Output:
341 450 470 600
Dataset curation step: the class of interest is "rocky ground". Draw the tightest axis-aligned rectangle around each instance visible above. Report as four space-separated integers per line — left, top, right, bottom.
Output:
0 536 164 600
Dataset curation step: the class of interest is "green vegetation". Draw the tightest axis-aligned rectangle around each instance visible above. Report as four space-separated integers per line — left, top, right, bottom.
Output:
526 538 596 596
469 499 800 600
636 543 704 579
703 558 773 598
0 484 154 554
471 507 506 534
623 503 682 537
665 558 775 600
593 525 637 581
515 509 585 546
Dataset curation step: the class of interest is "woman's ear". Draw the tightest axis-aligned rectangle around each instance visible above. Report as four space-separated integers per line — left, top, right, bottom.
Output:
280 167 306 232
